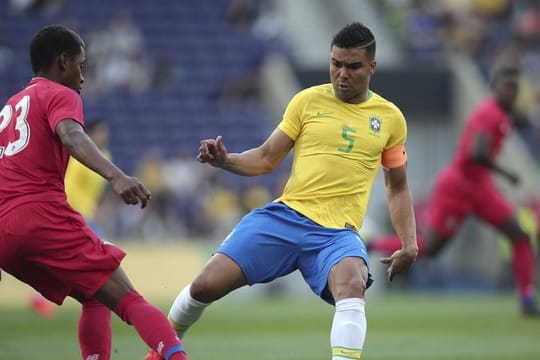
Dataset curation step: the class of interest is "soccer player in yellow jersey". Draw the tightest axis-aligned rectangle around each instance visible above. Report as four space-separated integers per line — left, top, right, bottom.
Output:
64 119 111 232
158 22 418 360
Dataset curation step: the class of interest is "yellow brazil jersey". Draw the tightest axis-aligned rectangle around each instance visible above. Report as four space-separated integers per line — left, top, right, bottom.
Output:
64 149 111 219
275 84 407 230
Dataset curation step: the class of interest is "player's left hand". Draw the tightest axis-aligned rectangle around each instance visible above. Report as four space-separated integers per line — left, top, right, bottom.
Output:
379 247 417 281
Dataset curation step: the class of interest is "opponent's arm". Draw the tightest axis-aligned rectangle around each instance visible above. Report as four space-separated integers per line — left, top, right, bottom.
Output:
57 119 151 208
471 132 519 185
197 128 294 176
380 164 418 281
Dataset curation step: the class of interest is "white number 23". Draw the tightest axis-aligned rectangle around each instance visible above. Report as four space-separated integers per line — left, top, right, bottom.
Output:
0 95 31 158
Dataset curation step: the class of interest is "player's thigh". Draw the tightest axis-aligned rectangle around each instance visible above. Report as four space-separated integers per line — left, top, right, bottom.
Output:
426 176 469 245
474 182 516 235
300 229 371 304
215 203 301 287
1 202 125 305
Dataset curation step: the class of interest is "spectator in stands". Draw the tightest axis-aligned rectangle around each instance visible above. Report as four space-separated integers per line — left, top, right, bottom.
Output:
85 13 151 95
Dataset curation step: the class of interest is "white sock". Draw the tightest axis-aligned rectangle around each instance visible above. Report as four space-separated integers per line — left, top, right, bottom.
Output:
330 298 366 360
168 285 210 339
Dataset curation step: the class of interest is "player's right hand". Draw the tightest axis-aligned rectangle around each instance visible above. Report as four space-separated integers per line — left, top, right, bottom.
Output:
111 175 152 208
197 135 227 167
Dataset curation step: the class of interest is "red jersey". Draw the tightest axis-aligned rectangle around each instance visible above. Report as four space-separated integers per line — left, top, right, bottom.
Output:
450 97 512 180
0 78 84 218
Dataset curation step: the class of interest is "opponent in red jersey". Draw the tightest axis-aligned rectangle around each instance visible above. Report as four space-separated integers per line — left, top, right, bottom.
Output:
0 25 187 359
369 65 539 316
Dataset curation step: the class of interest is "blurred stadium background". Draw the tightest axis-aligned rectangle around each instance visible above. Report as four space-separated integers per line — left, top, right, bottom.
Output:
1 0 540 359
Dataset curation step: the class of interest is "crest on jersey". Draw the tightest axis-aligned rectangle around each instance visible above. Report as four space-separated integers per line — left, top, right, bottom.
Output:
369 115 381 133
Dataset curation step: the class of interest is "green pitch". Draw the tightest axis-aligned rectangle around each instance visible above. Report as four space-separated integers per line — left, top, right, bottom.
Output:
0 293 539 359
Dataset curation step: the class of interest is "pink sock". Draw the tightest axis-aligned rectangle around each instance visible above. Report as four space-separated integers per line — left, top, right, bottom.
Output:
115 291 187 360
511 239 536 299
79 299 111 360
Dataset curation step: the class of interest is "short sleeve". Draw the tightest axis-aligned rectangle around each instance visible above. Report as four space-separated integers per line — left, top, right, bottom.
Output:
46 87 84 134
277 90 307 141
384 105 407 150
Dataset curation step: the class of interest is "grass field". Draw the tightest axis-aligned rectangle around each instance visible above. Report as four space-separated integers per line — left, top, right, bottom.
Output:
1 292 540 360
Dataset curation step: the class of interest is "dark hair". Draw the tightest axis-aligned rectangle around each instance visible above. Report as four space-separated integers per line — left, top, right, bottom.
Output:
30 24 85 74
331 22 376 60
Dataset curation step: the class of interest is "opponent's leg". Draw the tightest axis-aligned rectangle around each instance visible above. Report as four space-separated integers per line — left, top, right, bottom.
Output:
423 227 452 257
94 267 187 360
497 216 538 316
327 257 369 360
368 233 425 257
168 253 247 339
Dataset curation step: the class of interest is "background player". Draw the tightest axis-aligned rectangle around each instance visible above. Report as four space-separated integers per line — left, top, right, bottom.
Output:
368 64 539 316
65 118 111 234
147 22 418 360
0 24 187 360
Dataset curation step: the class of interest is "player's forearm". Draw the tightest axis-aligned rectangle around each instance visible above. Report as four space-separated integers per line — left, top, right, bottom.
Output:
62 131 125 182
222 148 275 176
387 187 418 253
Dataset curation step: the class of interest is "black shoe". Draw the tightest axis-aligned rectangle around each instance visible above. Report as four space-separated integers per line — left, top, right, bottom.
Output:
522 302 540 317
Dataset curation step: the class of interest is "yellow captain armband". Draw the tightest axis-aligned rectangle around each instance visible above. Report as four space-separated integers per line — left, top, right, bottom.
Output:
382 144 407 169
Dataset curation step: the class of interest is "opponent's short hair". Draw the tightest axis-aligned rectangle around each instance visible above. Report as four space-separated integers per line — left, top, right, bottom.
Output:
30 24 85 74
331 22 376 60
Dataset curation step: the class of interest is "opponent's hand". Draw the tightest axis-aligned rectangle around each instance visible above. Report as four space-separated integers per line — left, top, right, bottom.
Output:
111 175 152 208
380 247 417 282
197 135 227 167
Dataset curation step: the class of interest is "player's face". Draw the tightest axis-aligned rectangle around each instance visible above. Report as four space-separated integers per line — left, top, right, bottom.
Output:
330 45 376 104
62 46 86 94
494 75 518 111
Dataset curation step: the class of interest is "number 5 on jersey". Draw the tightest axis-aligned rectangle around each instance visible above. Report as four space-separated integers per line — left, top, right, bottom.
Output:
338 126 356 153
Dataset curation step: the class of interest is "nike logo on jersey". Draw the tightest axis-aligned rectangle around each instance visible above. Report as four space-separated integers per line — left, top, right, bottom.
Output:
316 111 334 116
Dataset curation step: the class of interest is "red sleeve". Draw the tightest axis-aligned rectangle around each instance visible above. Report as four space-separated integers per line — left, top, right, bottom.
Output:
46 88 84 134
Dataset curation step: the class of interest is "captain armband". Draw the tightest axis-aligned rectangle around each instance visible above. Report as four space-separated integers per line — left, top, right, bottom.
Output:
381 144 407 169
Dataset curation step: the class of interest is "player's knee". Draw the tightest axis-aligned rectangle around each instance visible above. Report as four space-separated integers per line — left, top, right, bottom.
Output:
333 277 366 300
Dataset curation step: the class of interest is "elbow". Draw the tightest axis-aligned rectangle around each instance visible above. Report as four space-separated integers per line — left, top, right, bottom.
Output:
259 161 276 175
470 152 489 165
59 131 82 154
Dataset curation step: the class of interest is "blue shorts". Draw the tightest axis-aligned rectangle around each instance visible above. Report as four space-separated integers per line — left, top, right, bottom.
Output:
217 202 373 304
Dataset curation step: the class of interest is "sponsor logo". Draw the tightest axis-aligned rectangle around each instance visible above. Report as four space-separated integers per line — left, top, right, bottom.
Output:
157 341 165 355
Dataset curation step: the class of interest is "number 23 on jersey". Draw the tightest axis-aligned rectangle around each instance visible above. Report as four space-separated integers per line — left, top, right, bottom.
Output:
0 95 31 158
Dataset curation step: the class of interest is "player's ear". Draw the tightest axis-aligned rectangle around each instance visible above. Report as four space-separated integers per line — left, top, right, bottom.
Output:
369 60 377 75
57 53 68 72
